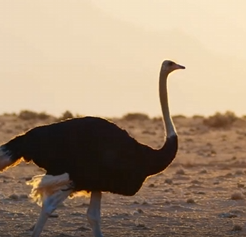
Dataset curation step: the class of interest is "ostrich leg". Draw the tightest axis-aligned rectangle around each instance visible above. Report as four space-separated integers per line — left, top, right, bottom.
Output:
31 189 72 237
87 191 103 237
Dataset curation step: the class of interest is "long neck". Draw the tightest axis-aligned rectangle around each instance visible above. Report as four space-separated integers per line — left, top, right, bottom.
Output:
144 70 178 176
159 70 176 138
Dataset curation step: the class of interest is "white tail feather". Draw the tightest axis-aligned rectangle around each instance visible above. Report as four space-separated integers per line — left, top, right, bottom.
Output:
0 146 13 171
26 173 71 206
26 172 91 206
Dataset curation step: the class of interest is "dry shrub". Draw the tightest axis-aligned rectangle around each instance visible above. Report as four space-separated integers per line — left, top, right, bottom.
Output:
18 110 50 120
3 112 17 116
192 115 204 119
57 110 74 121
172 114 186 119
203 111 237 128
152 116 162 122
19 110 39 120
172 115 187 125
123 113 149 121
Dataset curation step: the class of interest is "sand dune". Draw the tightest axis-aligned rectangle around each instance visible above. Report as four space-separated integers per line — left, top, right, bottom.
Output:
0 111 246 236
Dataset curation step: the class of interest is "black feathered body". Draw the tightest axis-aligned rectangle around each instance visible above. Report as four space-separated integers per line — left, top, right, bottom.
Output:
3 117 177 196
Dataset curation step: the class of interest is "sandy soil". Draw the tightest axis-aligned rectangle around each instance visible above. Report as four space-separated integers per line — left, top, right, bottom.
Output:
0 114 246 237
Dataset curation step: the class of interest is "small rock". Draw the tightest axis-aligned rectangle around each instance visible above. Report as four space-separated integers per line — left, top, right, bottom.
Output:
232 224 242 231
176 169 185 175
133 209 144 215
28 224 35 231
137 208 144 214
237 183 244 188
77 226 91 231
231 191 244 200
235 170 244 175
135 219 146 228
49 213 59 218
197 191 206 195
141 200 149 205
186 198 195 204
200 168 207 174
9 194 19 200
218 213 237 218
165 179 173 184
213 181 220 185
19 194 28 199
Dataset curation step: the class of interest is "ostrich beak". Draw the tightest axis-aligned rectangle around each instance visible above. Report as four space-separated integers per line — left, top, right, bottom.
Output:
175 64 185 70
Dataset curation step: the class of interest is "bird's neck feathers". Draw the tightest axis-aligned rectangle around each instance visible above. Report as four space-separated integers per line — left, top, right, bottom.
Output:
159 71 177 138
144 136 178 176
144 70 178 176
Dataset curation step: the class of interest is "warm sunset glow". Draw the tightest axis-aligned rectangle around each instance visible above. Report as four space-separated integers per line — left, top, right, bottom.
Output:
0 0 246 117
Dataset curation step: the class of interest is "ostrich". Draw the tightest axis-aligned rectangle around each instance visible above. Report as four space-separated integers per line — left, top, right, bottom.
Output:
0 60 185 237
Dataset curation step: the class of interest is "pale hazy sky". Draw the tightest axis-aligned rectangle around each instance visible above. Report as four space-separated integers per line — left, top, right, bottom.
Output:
1 1 246 117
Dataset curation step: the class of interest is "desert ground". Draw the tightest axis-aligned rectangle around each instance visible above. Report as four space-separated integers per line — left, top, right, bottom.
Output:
0 111 246 237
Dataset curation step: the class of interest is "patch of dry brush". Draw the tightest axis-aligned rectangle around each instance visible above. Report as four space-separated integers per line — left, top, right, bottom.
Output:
123 113 149 121
18 110 51 120
203 111 238 128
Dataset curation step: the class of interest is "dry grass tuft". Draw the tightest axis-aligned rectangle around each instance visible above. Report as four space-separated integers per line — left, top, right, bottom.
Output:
203 111 237 128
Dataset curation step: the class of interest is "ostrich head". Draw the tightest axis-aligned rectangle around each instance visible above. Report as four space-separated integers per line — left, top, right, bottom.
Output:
161 60 185 73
